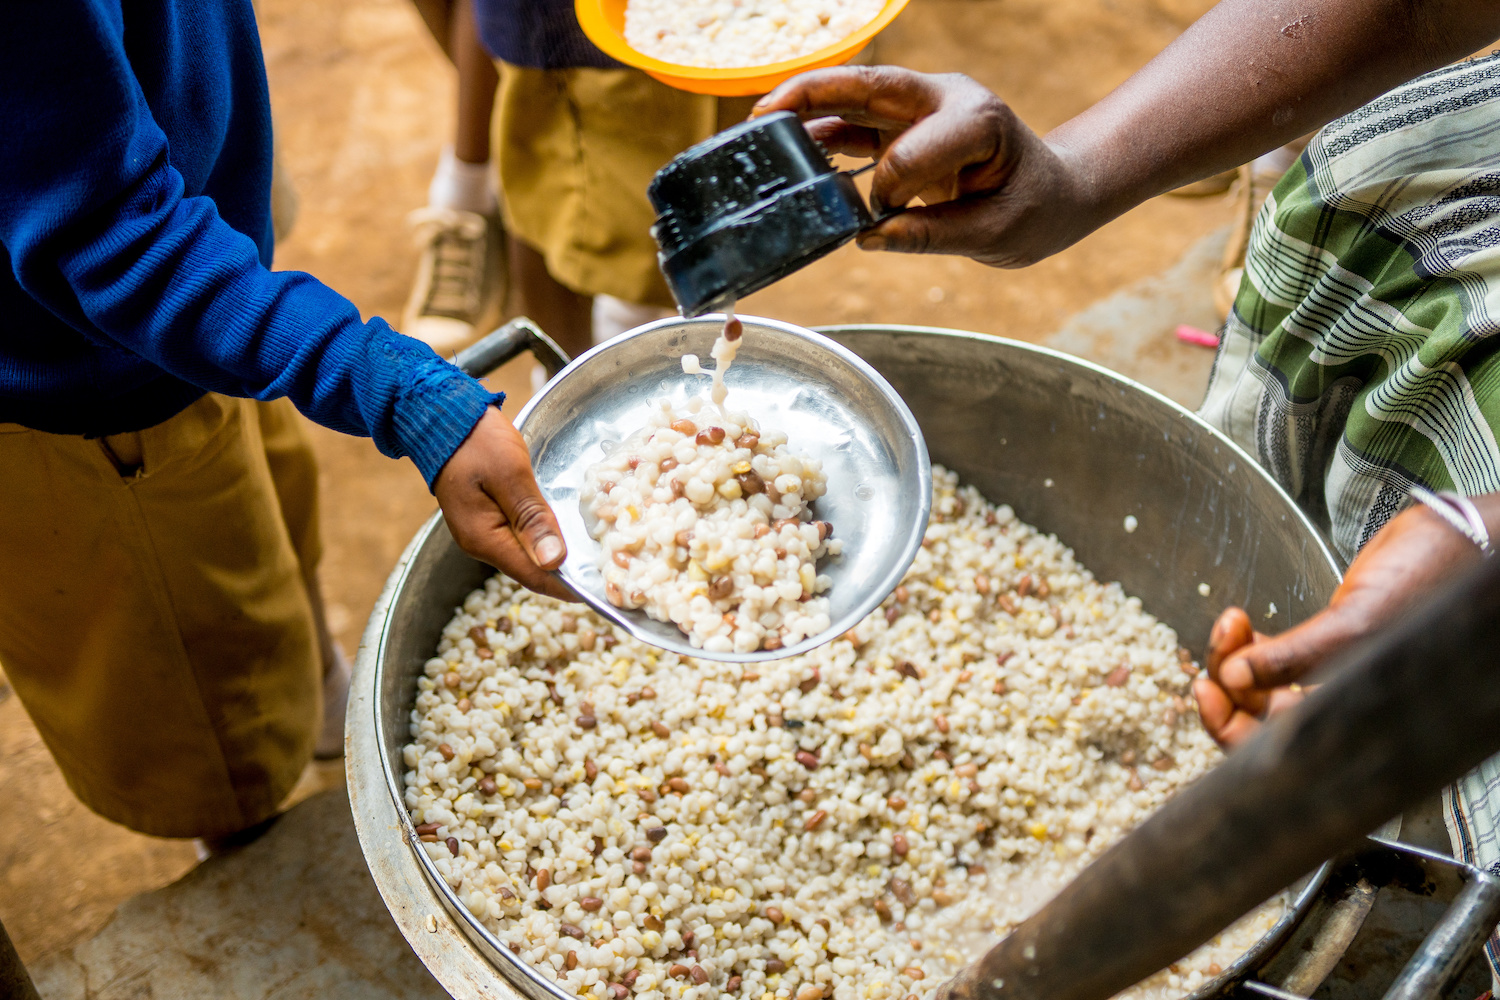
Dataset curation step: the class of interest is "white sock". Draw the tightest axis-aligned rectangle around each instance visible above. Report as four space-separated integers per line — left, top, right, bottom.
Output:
428 146 497 215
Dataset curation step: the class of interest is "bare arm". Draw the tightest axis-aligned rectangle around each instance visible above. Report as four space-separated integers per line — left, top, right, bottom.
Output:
755 0 1500 266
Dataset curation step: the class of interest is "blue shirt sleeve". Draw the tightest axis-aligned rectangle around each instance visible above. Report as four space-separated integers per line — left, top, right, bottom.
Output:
0 0 498 487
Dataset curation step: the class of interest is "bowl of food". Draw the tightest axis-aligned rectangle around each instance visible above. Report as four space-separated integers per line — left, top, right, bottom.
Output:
348 324 1347 1000
524 314 931 662
574 0 911 96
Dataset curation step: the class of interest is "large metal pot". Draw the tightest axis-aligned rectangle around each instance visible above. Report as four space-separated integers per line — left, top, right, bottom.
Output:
347 324 1344 1000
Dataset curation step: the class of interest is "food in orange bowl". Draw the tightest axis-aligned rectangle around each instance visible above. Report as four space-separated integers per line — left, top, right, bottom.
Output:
575 0 910 96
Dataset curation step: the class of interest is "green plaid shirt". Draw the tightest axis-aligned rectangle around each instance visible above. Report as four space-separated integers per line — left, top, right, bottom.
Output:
1200 52 1500 563
1199 53 1500 985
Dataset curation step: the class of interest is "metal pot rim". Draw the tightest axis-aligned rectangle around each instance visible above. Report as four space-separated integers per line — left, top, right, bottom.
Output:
350 326 1340 1000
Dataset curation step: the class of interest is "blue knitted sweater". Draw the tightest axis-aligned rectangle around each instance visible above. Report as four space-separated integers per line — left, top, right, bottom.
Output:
0 0 500 487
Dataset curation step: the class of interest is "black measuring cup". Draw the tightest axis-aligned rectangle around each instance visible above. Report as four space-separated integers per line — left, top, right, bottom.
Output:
648 110 884 317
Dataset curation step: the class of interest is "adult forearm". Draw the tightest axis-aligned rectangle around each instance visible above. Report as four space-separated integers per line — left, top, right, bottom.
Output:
1055 0 1500 221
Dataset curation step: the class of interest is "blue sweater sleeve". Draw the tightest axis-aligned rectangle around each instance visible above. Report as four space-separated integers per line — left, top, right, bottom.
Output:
0 1 497 487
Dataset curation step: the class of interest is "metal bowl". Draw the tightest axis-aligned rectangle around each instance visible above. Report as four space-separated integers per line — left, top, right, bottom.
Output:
522 314 931 663
349 325 1344 1000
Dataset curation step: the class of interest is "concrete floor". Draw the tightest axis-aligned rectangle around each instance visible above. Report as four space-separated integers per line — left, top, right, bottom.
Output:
0 0 1241 993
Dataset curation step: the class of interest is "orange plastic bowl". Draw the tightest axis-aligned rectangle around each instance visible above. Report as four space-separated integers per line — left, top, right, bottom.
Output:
575 0 910 97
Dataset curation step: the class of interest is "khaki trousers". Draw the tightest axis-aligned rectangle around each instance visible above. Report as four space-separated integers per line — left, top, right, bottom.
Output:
494 63 758 308
0 394 322 838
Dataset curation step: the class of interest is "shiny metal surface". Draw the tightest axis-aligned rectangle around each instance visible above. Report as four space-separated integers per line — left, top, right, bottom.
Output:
516 315 932 662
349 326 1345 1000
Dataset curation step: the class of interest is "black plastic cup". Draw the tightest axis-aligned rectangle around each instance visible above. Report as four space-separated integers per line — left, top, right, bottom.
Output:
648 111 873 317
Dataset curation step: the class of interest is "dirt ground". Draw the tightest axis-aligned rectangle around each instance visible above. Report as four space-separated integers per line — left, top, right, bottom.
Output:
0 0 1234 970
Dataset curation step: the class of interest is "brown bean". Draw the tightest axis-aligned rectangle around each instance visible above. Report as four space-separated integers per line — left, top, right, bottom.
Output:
766 959 787 974
1016 574 1033 597
535 869 551 890
577 714 597 730
797 788 817 804
623 970 641 987
691 966 709 985
736 470 766 495
799 668 820 693
954 763 979 778
522 777 543 791
765 905 785 924
445 837 460 856
695 427 726 446
956 670 972 684
890 878 916 906
903 967 925 981
646 826 667 843
669 478 686 499
547 683 564 707
993 680 1007 695
560 923 585 939
708 575 733 600
682 930 695 948
804 809 828 831
1105 665 1131 687
581 897 603 911
858 743 874 760
632 860 647 875
1152 754 1176 771
631 845 652 862
667 777 690 794
579 629 597 651
585 760 599 782
643 914 664 931
1036 579 1051 598
669 964 690 980
650 720 670 739
612 550 632 568
639 789 657 803
1207 963 1223 976
415 821 440 835
896 661 921 680
874 898 893 921
974 576 991 594
468 625 489 649
715 762 733 776
762 635 782 651
726 975 743 992
1128 767 1144 791
815 521 833 541
894 586 909 603
885 606 900 624
888 795 907 810
565 951 579 970
606 581 624 605
934 714 950 734
478 777 497 795
932 889 955 906
444 672 461 690
795 750 819 770
797 986 823 1000
735 431 759 449
437 743 455 761
998 594 1018 615
609 985 629 1000
670 419 697 436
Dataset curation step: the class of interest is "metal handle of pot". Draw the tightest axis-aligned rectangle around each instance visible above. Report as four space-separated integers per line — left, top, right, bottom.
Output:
1382 868 1500 1000
453 317 571 381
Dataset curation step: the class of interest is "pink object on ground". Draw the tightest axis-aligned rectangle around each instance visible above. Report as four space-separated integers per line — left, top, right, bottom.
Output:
1175 324 1221 348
